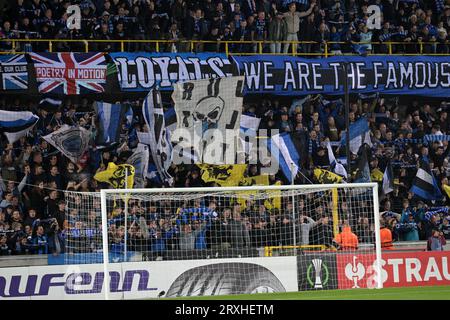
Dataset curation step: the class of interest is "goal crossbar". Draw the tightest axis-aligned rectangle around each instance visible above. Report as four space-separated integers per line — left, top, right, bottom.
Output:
99 183 379 195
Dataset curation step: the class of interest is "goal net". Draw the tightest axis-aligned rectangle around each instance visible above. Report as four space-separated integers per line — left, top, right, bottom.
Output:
63 183 382 299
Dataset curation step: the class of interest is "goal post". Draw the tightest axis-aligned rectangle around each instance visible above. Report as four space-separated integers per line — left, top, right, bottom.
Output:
94 182 382 299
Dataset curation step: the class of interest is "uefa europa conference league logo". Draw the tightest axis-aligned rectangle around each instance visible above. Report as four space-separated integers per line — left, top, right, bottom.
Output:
306 258 329 289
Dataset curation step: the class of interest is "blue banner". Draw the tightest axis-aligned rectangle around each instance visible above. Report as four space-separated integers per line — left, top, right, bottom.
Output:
233 55 450 97
111 52 233 91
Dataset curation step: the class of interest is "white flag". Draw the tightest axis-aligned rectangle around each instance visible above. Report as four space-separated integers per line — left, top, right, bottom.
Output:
171 76 244 164
327 141 347 179
126 143 149 188
43 125 90 163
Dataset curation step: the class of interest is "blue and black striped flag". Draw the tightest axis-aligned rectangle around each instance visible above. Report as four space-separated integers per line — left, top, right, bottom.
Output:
410 158 443 201
0 110 39 144
95 101 132 149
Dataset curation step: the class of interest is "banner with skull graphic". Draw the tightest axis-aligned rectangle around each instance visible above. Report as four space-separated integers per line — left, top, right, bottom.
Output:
171 76 245 165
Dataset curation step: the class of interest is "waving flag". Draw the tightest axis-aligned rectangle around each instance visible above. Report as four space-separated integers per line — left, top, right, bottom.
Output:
29 52 107 95
327 141 347 179
95 101 131 149
444 184 450 200
94 162 135 189
197 164 247 186
314 168 343 184
0 110 38 144
43 125 91 163
353 144 371 183
382 161 394 195
39 97 62 112
171 76 244 164
340 117 372 154
410 158 443 201
0 54 28 90
266 132 301 184
142 89 173 185
126 143 149 188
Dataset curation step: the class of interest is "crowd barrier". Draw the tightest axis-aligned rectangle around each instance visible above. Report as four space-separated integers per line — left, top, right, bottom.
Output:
1 250 449 299
0 256 298 299
1 39 449 57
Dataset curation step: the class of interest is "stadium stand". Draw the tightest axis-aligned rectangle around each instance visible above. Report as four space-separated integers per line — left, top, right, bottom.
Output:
0 0 448 258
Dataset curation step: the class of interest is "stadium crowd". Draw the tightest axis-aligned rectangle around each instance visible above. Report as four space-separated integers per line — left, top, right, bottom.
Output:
0 0 449 54
0 93 449 256
0 0 449 257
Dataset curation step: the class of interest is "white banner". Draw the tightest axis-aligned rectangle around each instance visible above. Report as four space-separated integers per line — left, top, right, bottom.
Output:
171 76 245 164
0 257 297 300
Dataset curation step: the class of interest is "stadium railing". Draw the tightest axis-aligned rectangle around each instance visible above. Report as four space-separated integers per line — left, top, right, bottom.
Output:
0 38 448 56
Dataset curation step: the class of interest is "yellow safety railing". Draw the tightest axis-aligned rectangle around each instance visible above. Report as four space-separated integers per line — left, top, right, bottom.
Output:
264 245 328 257
0 38 448 56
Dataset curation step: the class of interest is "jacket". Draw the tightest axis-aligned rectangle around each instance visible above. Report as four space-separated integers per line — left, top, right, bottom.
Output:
380 227 394 249
268 18 287 41
334 226 358 250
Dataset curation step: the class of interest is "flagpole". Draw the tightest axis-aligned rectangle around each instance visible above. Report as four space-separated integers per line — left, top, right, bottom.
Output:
291 163 297 251
124 167 128 263
344 62 351 182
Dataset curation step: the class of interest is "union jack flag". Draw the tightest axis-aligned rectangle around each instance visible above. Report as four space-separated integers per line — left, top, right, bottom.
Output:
30 52 107 95
0 54 28 90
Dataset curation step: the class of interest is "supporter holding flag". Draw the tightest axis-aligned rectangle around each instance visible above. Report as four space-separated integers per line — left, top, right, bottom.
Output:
326 140 347 179
410 156 443 201
382 160 394 196
353 144 371 183
340 117 373 155
95 102 132 150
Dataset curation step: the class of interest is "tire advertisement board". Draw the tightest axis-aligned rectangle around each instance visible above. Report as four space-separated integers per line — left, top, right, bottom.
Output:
0 256 298 300
336 251 450 289
297 253 338 291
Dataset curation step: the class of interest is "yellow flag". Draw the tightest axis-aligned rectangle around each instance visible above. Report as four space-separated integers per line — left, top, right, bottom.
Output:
444 184 450 199
94 162 135 189
264 181 282 210
314 168 343 184
197 164 247 187
236 175 270 209
240 175 270 186
371 168 384 182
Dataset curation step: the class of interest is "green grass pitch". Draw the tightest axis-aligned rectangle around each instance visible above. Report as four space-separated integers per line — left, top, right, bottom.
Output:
167 286 450 300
